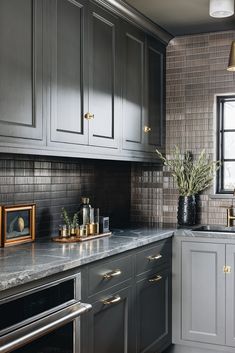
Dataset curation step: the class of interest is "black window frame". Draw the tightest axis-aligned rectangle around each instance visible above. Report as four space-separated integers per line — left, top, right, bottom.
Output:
216 95 235 194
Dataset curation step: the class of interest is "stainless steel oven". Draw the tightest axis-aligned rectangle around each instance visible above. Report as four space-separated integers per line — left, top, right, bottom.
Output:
0 273 91 353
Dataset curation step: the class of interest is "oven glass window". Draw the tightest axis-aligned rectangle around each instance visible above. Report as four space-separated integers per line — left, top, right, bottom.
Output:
12 322 73 353
0 279 74 331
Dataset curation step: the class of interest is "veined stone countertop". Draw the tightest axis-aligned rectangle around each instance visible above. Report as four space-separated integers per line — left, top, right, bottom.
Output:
0 227 174 292
175 227 235 240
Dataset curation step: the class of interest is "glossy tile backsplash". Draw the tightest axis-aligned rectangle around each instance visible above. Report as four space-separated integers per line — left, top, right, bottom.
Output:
0 154 131 237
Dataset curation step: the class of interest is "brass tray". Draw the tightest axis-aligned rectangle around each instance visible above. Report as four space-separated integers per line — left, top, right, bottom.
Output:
52 232 112 243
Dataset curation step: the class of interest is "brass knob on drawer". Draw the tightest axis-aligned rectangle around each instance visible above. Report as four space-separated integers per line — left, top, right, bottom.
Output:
84 112 94 120
103 269 122 279
148 275 162 283
147 254 162 262
102 295 121 305
144 126 151 133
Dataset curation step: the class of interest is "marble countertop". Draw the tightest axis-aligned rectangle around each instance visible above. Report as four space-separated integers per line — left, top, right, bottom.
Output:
0 227 174 292
175 227 235 240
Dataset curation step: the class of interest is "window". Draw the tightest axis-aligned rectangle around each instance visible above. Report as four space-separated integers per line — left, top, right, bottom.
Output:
217 95 235 194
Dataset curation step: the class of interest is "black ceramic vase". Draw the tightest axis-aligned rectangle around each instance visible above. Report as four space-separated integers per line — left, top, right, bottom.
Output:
177 195 196 227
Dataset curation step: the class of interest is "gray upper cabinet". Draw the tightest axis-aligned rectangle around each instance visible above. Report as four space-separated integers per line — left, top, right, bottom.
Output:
144 36 165 152
121 22 146 152
0 0 166 161
88 3 121 149
181 241 226 345
0 0 43 143
49 0 89 146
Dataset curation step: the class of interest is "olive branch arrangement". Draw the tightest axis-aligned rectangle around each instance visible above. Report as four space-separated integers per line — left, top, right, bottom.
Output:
156 146 221 196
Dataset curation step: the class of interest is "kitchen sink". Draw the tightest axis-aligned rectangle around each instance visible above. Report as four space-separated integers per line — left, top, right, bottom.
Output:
193 225 235 233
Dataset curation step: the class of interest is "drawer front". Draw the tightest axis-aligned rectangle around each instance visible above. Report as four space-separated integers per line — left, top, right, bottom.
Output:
88 255 132 296
136 239 172 275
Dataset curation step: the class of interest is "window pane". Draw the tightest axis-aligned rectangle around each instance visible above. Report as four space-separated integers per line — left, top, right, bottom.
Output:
224 132 235 159
224 101 235 130
224 162 235 190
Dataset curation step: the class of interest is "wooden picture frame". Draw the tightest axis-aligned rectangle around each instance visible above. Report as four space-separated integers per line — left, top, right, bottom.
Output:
1 204 36 247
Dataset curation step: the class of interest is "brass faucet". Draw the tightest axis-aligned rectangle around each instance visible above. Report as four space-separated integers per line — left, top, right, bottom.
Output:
225 189 235 227
226 207 235 227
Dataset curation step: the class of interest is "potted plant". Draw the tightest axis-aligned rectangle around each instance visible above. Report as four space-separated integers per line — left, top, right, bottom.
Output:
156 146 221 226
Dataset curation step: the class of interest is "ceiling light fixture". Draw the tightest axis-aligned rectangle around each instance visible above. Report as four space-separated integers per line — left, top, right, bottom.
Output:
209 0 234 17
227 41 235 71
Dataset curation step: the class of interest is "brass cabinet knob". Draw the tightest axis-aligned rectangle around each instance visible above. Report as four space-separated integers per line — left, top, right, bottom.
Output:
102 295 121 305
223 265 232 273
147 254 162 262
103 269 122 279
148 275 162 283
144 126 151 133
84 112 94 120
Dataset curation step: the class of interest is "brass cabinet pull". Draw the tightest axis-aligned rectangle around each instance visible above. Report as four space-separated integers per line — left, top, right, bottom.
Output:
223 265 232 273
84 112 94 120
102 295 121 305
103 269 122 279
147 254 162 262
144 126 151 133
148 275 162 283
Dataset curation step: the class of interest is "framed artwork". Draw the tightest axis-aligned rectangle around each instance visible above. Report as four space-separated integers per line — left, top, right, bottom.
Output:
1 204 36 247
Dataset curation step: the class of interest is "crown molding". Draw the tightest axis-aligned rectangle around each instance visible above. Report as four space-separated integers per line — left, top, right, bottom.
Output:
93 0 173 44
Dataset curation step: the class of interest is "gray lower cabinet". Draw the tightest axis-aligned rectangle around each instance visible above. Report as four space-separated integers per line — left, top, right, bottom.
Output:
0 0 44 144
82 239 172 353
173 237 235 352
87 284 134 353
226 244 235 347
181 241 226 345
136 269 171 353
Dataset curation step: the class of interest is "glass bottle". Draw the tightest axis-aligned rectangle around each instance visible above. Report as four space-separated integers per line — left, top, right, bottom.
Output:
79 197 91 225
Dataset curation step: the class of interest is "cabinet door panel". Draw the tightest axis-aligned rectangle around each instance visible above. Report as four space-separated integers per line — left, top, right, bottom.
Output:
50 0 88 145
182 242 225 345
136 269 171 353
88 5 120 148
122 24 145 151
87 285 134 353
145 37 165 151
226 244 235 346
0 0 43 141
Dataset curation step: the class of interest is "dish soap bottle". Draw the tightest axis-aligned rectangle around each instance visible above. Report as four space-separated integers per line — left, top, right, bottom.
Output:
79 197 91 225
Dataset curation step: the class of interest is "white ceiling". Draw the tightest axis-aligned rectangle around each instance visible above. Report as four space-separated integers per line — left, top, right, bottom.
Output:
124 0 235 36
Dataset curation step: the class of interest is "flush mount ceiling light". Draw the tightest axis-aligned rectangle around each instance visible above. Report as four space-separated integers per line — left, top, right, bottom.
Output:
209 0 234 17
227 41 235 71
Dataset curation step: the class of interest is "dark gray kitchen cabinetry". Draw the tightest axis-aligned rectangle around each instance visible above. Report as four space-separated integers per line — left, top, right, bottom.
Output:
88 3 121 149
81 238 172 353
0 0 44 144
87 284 134 353
121 22 146 152
121 23 165 155
49 0 89 146
136 269 171 353
144 36 165 152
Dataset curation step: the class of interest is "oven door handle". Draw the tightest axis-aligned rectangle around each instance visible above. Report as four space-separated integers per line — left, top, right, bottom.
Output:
0 302 92 353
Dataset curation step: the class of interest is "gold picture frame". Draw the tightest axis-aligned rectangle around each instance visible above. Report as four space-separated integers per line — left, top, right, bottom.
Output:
1 204 36 247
